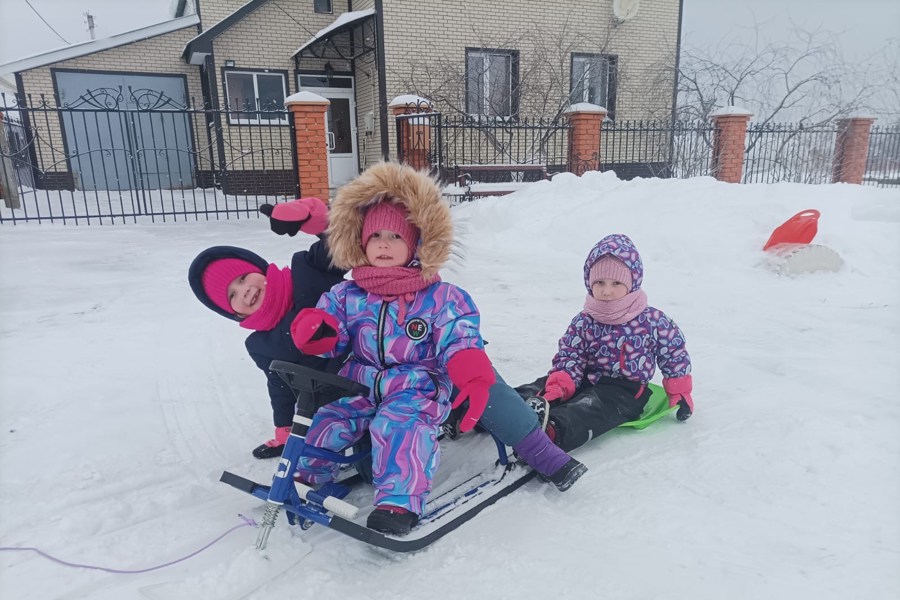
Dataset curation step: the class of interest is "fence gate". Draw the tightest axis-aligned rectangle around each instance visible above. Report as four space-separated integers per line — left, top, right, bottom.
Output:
0 91 299 224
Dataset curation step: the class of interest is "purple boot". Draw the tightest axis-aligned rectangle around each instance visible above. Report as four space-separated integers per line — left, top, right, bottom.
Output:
513 427 587 492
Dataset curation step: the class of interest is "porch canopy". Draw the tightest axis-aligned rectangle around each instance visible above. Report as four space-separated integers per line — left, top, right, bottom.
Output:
292 9 377 61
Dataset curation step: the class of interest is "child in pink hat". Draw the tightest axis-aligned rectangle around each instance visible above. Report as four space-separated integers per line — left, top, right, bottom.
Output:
188 197 344 459
288 162 585 536
520 233 694 452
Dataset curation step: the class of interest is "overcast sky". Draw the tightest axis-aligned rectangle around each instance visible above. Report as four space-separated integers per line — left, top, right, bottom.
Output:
0 0 897 71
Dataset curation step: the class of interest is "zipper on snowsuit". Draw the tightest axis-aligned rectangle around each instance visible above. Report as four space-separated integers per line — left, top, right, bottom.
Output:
374 300 389 405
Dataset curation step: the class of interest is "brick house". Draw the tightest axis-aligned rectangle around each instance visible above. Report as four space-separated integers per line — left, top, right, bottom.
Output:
0 0 682 192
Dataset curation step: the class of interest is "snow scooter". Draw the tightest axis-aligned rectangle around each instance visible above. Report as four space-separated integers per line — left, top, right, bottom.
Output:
219 360 536 553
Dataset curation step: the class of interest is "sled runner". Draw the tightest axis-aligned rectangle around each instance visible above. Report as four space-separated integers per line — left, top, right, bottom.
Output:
220 361 536 553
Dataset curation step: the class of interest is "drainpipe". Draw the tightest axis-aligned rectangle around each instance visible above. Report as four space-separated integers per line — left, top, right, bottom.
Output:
374 0 390 160
668 0 685 175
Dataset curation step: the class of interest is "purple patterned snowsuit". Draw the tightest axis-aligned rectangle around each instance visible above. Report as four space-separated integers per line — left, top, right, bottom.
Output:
294 280 484 515
552 234 692 386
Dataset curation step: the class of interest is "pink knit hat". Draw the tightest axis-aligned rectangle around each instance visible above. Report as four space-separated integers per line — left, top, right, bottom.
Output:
361 200 419 252
589 255 633 291
201 258 263 313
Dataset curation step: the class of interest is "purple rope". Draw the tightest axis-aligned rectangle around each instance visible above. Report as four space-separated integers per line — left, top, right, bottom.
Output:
0 514 258 575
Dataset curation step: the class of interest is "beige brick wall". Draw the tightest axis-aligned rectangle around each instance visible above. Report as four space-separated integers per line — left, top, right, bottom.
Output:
381 0 678 119
379 0 680 159
17 26 204 174
210 1 352 171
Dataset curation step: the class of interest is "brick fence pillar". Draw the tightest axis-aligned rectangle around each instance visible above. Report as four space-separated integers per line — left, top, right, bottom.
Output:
710 107 753 183
564 103 606 176
285 91 330 200
389 95 433 171
832 117 876 184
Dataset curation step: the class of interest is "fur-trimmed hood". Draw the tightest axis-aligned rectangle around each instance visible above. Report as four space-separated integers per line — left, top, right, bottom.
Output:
327 162 453 279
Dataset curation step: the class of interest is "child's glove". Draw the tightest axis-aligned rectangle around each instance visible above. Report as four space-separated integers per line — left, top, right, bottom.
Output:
290 308 339 355
447 349 497 433
542 370 576 402
259 197 329 237
663 374 693 421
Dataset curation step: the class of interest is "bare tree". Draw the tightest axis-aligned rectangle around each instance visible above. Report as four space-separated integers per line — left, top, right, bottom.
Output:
677 24 881 127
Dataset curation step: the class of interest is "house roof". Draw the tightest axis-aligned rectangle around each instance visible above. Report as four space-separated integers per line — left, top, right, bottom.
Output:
0 15 200 76
182 0 271 65
292 9 376 58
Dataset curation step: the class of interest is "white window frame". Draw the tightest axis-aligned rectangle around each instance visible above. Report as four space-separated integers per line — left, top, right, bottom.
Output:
571 53 612 107
466 49 517 119
314 0 333 14
223 70 288 125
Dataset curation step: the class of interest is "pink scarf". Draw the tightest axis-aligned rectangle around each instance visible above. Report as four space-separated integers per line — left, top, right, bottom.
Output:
352 265 440 325
240 264 294 331
582 289 648 325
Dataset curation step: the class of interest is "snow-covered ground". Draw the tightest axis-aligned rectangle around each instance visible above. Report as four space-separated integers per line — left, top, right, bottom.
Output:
1 172 898 600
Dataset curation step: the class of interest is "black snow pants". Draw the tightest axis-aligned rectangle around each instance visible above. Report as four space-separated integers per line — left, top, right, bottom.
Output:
515 375 651 453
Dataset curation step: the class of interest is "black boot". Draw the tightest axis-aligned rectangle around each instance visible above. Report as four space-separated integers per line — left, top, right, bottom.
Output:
547 458 587 492
252 443 284 459
366 506 420 536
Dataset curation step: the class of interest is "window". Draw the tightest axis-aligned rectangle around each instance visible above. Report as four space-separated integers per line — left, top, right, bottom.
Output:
466 49 518 118
314 0 332 14
223 70 287 125
570 53 617 119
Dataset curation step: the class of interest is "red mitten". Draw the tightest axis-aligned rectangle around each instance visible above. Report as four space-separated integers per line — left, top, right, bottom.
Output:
259 197 329 236
447 349 497 433
543 371 576 402
663 375 693 421
290 308 339 355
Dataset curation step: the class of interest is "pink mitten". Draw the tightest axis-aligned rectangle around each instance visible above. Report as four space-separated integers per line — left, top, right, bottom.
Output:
543 371 576 402
290 308 339 355
259 197 329 236
447 349 497 433
663 375 693 421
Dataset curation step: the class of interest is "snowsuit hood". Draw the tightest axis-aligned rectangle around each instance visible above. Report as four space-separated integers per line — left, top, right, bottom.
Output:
583 234 644 293
327 162 453 280
188 246 269 321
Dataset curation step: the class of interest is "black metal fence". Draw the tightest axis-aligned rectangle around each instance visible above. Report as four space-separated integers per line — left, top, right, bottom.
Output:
600 120 716 179
433 114 570 181
743 122 838 184
0 91 298 224
865 124 900 188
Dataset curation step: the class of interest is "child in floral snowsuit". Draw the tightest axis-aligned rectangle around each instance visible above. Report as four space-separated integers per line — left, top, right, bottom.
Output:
524 233 694 452
289 163 584 536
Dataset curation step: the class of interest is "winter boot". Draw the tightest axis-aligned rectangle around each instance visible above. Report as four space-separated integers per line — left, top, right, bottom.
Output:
547 458 588 492
526 396 558 442
366 505 419 536
252 426 291 459
512 426 586 493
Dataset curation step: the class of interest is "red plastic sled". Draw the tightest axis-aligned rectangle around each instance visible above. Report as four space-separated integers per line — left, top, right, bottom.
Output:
763 209 820 251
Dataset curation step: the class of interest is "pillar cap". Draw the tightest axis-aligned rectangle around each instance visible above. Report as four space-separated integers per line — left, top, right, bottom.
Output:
564 102 607 115
285 91 330 107
709 106 753 118
389 94 433 110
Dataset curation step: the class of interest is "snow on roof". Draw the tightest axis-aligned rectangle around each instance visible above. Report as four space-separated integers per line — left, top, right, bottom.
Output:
292 9 376 57
0 14 200 76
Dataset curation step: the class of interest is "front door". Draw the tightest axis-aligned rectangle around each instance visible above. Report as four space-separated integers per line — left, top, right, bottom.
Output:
299 78 358 188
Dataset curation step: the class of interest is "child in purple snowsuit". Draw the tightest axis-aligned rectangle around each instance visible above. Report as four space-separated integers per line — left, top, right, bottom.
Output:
524 233 694 452
289 162 585 536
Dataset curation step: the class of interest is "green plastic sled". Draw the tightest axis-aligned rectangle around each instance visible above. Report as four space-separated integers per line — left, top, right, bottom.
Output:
618 383 678 430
